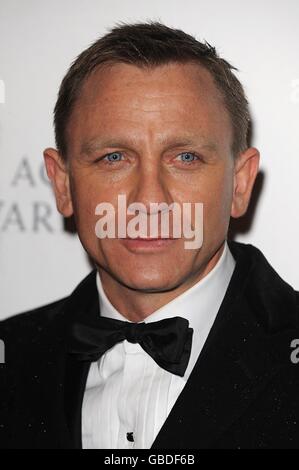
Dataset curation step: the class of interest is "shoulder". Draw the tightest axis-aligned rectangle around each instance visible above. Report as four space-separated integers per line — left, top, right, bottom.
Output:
228 241 299 329
0 269 97 347
2 297 68 326
0 298 69 354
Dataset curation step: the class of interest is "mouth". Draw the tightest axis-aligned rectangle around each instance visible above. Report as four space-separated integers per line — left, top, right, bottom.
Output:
127 237 175 240
121 237 177 252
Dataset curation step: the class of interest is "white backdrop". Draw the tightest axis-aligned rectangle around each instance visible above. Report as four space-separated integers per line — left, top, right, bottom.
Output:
1 0 299 320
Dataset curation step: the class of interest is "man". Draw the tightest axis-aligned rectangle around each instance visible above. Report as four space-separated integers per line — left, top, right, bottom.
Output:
0 22 298 449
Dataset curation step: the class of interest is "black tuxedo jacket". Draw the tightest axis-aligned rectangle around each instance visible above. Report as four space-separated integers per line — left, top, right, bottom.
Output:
1 241 299 449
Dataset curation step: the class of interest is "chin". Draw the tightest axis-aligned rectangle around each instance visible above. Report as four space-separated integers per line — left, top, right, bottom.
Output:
118 271 183 293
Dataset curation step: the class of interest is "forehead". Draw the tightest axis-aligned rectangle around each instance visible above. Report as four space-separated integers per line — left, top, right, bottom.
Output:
67 62 232 151
77 61 224 108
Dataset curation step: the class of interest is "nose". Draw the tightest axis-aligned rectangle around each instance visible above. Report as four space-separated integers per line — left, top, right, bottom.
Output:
128 160 173 214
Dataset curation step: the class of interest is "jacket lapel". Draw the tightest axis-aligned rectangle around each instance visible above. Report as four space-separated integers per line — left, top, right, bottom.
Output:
64 354 91 448
151 241 298 448
62 271 98 449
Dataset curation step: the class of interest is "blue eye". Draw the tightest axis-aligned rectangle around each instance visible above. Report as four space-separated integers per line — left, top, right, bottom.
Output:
105 152 123 162
178 152 199 163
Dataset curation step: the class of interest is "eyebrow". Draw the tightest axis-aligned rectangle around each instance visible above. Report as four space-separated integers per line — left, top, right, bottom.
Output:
80 135 218 156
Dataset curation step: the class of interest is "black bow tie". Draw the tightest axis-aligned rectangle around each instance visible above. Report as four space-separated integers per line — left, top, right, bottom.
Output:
69 316 193 377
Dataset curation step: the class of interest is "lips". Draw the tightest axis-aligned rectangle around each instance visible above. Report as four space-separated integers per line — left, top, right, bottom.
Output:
126 237 174 240
121 237 177 252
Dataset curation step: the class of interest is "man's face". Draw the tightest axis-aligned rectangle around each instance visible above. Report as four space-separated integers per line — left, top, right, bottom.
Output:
48 62 257 292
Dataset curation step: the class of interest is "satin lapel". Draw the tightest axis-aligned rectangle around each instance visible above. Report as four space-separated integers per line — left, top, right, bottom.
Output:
62 270 98 449
151 242 298 449
64 354 91 449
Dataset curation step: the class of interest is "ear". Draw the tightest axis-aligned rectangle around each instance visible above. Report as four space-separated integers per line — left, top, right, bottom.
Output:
231 147 260 218
43 148 73 217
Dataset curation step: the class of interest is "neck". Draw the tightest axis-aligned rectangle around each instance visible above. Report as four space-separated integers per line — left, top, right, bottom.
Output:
97 242 225 322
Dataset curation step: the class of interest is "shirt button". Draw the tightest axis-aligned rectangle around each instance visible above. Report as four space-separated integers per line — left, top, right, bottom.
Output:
126 432 134 442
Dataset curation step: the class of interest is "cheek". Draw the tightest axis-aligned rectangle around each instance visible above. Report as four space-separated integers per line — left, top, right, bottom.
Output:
201 170 234 230
70 177 102 233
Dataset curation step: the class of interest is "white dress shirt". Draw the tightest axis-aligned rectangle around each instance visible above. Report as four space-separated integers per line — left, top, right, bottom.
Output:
82 241 236 449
